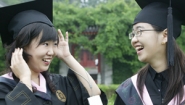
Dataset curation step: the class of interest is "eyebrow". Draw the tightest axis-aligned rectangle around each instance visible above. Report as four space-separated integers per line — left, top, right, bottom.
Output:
132 26 145 30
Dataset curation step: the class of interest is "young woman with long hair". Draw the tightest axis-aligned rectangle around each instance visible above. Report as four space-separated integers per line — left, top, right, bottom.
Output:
114 0 185 104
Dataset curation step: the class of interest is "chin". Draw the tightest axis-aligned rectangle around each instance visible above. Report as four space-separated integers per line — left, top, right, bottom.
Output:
40 68 49 72
138 56 147 62
43 68 49 71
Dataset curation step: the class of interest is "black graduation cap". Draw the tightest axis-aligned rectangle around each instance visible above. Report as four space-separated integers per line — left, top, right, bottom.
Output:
133 0 185 67
0 0 53 46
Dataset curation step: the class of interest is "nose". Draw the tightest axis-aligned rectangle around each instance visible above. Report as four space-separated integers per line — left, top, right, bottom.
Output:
131 35 139 46
47 47 55 56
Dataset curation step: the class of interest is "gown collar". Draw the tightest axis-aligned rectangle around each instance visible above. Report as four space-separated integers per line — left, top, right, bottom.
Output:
1 72 52 100
2 72 47 93
148 66 169 82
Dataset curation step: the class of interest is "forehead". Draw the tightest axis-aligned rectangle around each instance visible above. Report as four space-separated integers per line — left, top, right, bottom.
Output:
32 31 43 43
27 31 43 48
133 23 153 30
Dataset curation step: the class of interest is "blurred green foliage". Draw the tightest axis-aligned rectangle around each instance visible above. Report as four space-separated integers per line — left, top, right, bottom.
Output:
53 0 143 83
0 0 185 84
53 0 185 84
98 84 119 105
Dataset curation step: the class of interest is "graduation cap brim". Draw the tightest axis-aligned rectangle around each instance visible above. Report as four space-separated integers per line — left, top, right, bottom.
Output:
135 0 185 25
0 0 53 46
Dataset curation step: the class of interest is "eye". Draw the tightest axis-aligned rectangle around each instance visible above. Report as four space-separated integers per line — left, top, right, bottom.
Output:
135 30 141 36
54 41 58 46
43 42 48 46
129 32 134 39
54 43 58 46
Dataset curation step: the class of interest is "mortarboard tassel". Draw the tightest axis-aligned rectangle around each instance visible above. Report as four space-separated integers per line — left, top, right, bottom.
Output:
167 4 174 66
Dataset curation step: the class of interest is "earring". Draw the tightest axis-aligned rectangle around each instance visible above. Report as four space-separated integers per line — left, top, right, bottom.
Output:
162 42 165 45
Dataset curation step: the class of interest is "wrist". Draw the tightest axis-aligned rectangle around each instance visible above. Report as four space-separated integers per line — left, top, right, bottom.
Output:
19 76 31 81
20 77 31 82
60 54 72 60
19 76 32 91
19 81 33 92
19 81 32 87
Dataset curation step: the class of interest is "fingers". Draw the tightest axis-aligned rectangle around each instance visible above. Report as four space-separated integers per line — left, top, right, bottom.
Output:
65 32 68 42
11 48 23 67
58 29 69 42
11 49 15 68
58 29 64 41
14 48 19 63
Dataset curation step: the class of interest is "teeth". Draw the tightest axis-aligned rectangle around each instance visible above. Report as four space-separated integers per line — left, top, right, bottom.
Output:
139 46 143 49
136 46 144 51
46 59 51 62
43 59 51 62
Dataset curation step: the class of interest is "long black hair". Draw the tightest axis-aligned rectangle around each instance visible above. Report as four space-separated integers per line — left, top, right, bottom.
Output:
5 23 58 93
136 25 185 105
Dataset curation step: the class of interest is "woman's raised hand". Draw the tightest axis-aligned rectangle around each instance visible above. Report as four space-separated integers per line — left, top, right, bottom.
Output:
54 29 71 60
10 48 31 80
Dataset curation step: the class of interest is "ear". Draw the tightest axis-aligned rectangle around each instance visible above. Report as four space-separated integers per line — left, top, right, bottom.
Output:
161 29 168 44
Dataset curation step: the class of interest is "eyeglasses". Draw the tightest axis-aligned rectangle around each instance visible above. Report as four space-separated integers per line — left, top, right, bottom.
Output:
129 29 157 39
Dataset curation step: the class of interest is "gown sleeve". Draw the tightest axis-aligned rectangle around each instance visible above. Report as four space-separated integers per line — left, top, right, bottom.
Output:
114 94 126 105
52 69 108 105
0 82 41 105
0 70 108 105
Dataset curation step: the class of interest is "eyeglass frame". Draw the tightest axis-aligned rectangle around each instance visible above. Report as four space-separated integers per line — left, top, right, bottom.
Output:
129 29 161 40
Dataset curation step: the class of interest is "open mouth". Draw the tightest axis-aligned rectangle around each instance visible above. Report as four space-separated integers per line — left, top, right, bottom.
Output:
138 46 144 51
42 59 51 63
136 46 144 52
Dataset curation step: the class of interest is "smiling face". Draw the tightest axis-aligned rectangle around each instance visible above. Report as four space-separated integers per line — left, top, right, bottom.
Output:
131 23 167 64
24 31 58 73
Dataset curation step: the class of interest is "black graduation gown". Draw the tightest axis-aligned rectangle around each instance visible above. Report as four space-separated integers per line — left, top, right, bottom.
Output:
0 70 107 105
114 67 185 105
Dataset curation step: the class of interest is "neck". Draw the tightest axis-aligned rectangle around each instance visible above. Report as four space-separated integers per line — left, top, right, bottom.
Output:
150 62 167 73
149 57 168 73
147 46 168 73
31 70 40 85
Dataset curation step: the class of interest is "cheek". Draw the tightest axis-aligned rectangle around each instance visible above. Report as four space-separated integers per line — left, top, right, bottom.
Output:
131 41 134 48
145 34 158 45
28 51 43 61
145 41 157 53
52 46 57 54
140 36 158 55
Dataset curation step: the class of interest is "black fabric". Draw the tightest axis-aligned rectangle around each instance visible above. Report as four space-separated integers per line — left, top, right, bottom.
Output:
135 0 185 19
114 95 125 105
0 0 53 46
9 10 53 40
114 66 184 105
115 78 143 105
145 67 168 105
0 70 108 105
134 2 182 39
134 0 185 39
